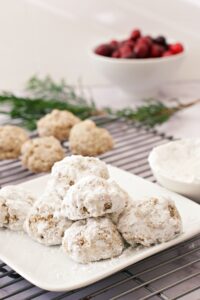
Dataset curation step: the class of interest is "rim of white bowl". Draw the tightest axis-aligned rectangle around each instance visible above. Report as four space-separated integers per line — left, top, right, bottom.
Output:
90 47 186 64
152 168 200 187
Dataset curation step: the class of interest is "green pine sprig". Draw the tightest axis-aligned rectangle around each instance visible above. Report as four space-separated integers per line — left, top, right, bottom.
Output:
0 75 199 130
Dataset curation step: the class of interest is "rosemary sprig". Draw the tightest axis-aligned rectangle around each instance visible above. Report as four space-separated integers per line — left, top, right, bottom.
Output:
0 93 98 130
25 75 91 106
114 98 200 127
0 75 199 130
0 76 99 130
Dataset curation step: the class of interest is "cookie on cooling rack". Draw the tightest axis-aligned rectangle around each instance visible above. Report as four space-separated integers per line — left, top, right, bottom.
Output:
61 175 128 220
69 120 114 156
0 125 28 160
0 185 36 231
21 136 65 173
37 109 80 141
62 217 124 263
117 196 182 247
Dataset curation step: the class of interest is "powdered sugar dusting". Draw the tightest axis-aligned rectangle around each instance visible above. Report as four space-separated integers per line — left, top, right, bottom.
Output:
117 197 182 247
149 139 200 184
62 217 124 263
0 186 36 231
61 176 127 220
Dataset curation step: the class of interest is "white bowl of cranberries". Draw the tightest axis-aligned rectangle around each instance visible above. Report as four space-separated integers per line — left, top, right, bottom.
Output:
92 29 185 98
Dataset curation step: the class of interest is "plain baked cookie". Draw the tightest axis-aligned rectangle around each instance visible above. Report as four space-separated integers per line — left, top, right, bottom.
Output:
48 155 109 198
61 175 128 220
69 120 114 156
37 109 80 141
24 190 72 245
62 217 124 263
117 197 182 247
0 186 36 231
21 136 65 173
0 125 28 160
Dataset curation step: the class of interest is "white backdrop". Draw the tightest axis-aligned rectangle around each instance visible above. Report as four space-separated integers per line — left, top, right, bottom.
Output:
0 0 200 138
0 0 200 89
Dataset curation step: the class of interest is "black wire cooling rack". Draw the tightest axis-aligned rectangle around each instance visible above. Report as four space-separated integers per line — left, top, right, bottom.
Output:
0 117 200 300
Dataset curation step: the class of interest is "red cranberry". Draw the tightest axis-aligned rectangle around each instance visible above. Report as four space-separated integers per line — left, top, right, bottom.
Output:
124 39 135 49
153 36 167 47
110 40 118 49
95 29 183 60
150 44 165 57
117 40 126 48
112 50 121 58
138 36 152 48
94 44 113 57
134 43 149 58
146 36 153 47
119 45 133 58
169 43 184 54
162 50 173 57
130 29 141 40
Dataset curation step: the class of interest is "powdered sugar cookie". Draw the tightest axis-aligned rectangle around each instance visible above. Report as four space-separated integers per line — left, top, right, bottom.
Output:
117 197 182 247
109 195 133 224
61 175 128 220
0 186 36 231
62 217 124 263
48 155 109 198
24 190 72 245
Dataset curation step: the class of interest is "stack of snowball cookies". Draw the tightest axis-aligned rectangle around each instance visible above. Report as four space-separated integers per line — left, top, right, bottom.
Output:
0 155 182 264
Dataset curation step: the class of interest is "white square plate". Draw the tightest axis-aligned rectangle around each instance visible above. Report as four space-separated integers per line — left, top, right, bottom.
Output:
0 166 200 292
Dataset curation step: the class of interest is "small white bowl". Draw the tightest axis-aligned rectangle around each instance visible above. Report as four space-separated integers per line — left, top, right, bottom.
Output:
148 139 200 202
91 48 185 99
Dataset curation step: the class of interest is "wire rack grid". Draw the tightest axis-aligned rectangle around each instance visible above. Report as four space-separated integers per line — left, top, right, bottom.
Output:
0 117 199 300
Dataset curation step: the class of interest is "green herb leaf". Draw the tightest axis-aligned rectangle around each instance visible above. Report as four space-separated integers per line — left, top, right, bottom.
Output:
0 75 199 130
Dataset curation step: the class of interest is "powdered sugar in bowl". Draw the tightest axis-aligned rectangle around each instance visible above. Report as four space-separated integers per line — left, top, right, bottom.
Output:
148 139 200 202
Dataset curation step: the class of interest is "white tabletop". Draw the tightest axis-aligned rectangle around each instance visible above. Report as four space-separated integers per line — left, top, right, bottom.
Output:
0 0 200 138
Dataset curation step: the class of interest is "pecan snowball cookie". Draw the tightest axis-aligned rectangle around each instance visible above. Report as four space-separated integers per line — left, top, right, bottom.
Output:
48 155 109 198
109 196 133 225
37 109 80 141
0 186 36 231
21 136 65 173
62 175 128 220
69 120 114 156
24 190 72 245
117 197 182 247
0 125 28 160
62 217 124 263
